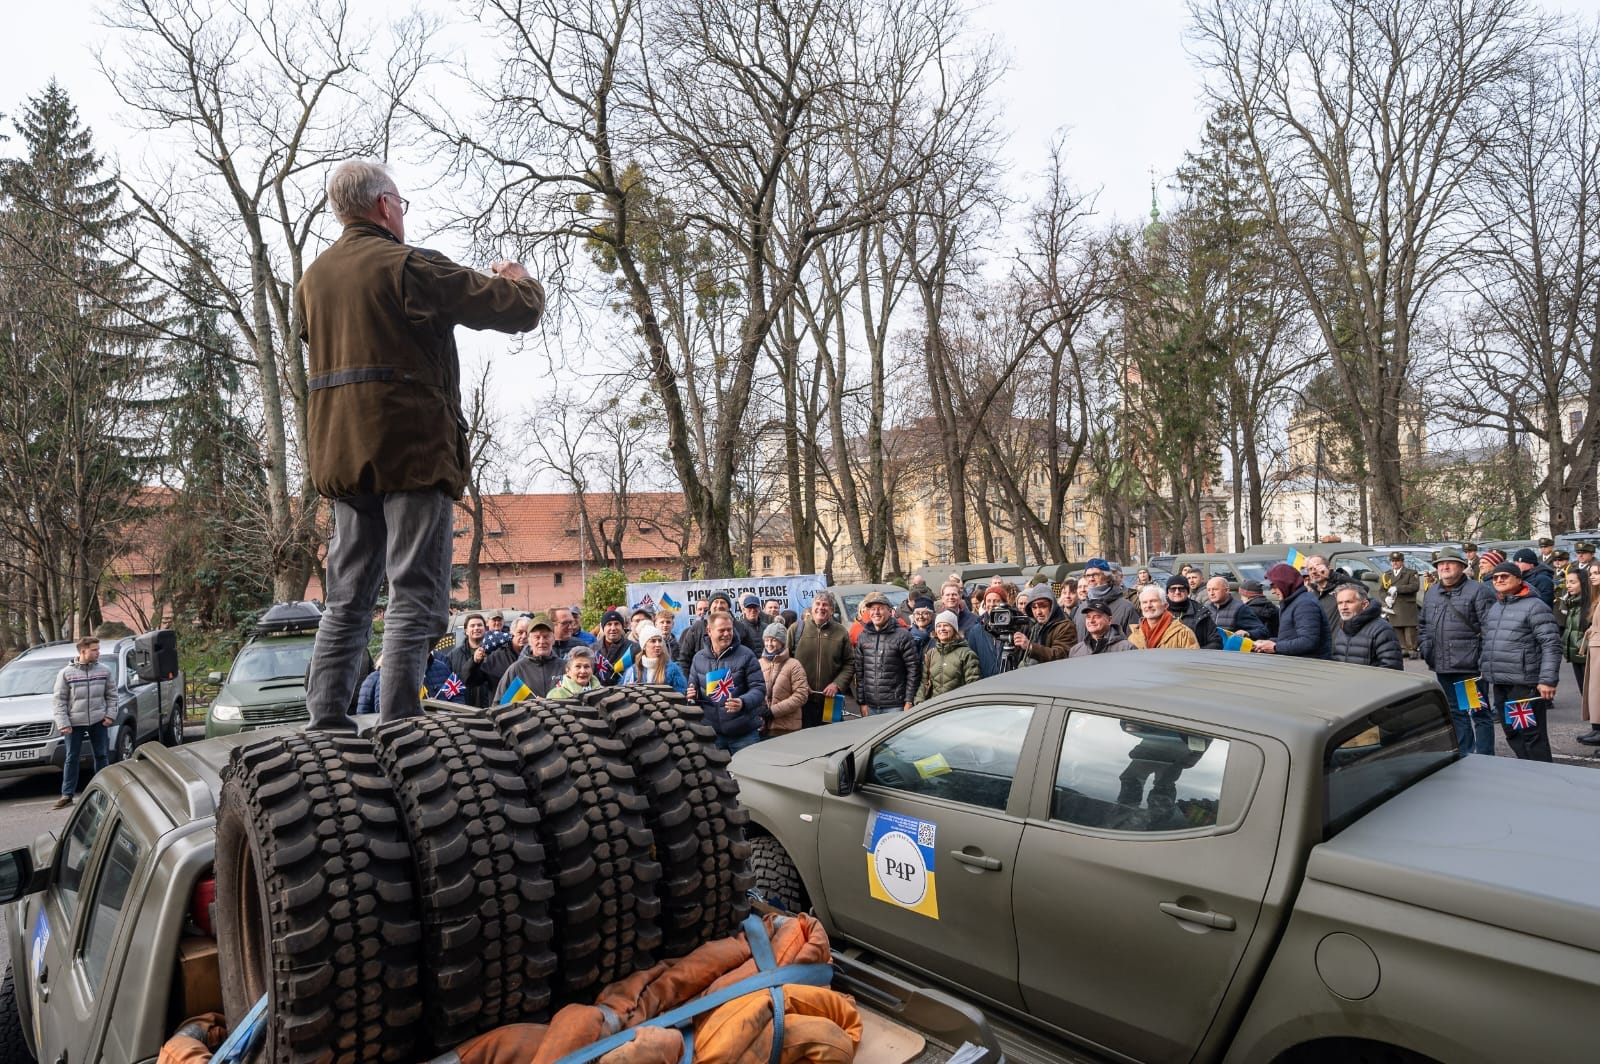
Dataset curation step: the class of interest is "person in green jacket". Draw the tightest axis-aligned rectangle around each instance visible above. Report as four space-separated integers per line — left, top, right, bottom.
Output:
548 645 603 699
915 612 982 704
1560 568 1589 693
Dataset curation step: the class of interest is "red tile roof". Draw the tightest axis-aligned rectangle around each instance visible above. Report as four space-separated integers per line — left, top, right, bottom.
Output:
459 492 693 567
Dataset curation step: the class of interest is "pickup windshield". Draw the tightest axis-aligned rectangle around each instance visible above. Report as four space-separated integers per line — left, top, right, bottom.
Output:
1324 692 1457 837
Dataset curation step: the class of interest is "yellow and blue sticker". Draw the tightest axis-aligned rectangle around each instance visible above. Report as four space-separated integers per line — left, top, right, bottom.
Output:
865 810 940 919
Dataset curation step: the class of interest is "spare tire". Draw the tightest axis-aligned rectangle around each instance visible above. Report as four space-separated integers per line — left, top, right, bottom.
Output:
215 730 422 1064
370 714 557 1047
488 698 661 1000
749 835 809 912
579 686 753 957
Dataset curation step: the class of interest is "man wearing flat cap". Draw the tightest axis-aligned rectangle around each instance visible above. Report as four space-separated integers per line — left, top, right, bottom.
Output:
1380 552 1421 658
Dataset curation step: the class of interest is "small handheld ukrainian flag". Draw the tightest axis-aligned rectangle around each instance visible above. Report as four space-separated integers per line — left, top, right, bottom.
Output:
824 692 847 723
1286 548 1308 571
1453 677 1482 713
1222 630 1254 653
614 645 635 677
500 676 532 705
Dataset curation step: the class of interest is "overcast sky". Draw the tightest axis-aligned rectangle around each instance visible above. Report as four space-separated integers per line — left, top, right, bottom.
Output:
6 0 1600 476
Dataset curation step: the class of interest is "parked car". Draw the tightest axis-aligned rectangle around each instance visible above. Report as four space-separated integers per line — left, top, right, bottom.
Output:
0 634 185 777
1162 552 1279 590
825 583 909 620
910 561 1024 590
735 651 1600 1064
204 602 335 739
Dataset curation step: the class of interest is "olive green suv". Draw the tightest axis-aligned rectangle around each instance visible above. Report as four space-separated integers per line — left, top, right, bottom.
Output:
203 603 324 739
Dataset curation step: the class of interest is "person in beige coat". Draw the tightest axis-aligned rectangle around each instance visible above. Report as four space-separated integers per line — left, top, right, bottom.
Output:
1580 568 1600 746
1128 585 1201 650
759 623 811 736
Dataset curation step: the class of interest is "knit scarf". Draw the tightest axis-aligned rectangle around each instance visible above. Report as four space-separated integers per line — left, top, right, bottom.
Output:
1139 612 1173 648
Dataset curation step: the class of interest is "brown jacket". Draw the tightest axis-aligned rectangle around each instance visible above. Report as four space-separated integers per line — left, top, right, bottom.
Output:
1129 615 1201 650
295 223 545 498
758 652 810 735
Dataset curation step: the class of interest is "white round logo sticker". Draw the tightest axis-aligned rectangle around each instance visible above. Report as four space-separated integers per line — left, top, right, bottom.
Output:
871 830 927 907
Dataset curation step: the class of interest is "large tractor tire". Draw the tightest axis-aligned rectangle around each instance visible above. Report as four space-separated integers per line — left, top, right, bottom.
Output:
215 730 423 1064
0 963 35 1064
370 714 557 1047
749 835 809 912
579 686 753 957
488 698 661 1001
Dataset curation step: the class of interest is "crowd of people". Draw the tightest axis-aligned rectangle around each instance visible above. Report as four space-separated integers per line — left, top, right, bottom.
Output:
355 535 1599 764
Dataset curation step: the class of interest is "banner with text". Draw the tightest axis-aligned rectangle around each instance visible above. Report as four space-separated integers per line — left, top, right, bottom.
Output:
626 575 829 636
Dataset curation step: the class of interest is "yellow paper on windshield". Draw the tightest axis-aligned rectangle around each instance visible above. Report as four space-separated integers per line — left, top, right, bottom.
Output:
914 753 951 779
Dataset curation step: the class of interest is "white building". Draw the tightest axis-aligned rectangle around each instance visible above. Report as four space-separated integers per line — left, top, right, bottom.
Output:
1258 477 1365 544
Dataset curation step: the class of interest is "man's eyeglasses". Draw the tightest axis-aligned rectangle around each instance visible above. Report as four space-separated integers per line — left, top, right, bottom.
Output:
385 191 410 214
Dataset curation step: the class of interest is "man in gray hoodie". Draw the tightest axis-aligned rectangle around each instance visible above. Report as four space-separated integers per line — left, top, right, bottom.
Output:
52 636 115 810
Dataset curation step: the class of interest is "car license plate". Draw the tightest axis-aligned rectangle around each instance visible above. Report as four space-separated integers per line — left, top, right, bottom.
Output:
0 746 41 763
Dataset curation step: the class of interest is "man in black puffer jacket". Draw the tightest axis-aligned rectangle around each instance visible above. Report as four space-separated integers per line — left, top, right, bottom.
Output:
1481 562 1561 762
1420 547 1496 755
1239 580 1280 638
854 592 921 715
1166 577 1222 650
1329 584 1402 670
1512 549 1556 609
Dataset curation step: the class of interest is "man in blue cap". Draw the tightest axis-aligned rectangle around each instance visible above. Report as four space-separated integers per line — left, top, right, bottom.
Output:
1074 558 1138 639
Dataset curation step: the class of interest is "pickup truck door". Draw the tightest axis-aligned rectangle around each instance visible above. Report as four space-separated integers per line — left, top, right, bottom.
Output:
31 788 112 1063
1012 706 1281 1064
816 700 1048 1011
118 647 155 745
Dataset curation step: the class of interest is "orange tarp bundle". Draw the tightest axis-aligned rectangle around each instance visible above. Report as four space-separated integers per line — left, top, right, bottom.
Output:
448 912 862 1064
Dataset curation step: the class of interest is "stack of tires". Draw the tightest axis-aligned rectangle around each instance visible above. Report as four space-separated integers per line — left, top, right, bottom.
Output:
213 686 752 1064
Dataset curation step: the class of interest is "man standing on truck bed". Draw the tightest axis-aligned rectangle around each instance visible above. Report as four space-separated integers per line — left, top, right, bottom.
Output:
51 636 114 810
297 160 545 729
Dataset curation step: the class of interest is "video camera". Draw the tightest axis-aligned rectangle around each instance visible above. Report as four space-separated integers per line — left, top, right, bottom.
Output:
980 603 1029 637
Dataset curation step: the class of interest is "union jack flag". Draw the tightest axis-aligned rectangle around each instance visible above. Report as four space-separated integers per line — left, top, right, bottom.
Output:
1504 699 1537 730
706 667 734 702
439 673 466 699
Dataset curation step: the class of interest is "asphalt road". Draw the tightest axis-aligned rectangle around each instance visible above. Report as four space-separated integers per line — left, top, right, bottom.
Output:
1 666 1597 977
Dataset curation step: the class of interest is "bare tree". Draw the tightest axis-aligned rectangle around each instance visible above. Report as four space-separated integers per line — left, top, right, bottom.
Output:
1190 0 1544 539
100 0 433 600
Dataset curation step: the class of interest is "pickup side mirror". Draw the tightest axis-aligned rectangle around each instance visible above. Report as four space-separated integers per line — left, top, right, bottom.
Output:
207 671 223 685
823 750 857 797
0 842 48 905
131 629 179 684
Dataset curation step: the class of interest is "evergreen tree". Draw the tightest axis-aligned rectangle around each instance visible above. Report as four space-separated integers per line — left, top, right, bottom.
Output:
0 81 154 638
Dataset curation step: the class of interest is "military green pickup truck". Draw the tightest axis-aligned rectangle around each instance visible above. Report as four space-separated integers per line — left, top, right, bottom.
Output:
734 651 1600 1064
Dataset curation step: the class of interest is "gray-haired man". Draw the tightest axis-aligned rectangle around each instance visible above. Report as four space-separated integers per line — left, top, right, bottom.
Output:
298 160 545 730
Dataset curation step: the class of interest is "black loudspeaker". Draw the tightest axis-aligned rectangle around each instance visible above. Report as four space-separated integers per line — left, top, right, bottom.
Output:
131 629 179 683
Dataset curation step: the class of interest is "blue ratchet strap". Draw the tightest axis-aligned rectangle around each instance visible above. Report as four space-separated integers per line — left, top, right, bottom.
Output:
742 914 787 1064
214 993 269 1063
552 915 832 1064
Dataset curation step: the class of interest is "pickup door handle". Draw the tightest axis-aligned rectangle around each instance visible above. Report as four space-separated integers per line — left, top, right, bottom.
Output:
948 850 1002 871
1159 902 1236 931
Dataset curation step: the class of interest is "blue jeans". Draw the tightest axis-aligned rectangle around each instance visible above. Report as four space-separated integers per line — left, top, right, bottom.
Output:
863 705 901 716
307 490 455 730
1438 672 1494 755
62 724 110 797
716 732 762 754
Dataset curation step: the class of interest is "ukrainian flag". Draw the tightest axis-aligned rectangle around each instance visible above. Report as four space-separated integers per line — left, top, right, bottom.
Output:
614 646 634 676
500 677 533 705
1222 631 1254 653
824 692 847 723
1453 677 1482 712
660 591 682 610
1286 549 1308 571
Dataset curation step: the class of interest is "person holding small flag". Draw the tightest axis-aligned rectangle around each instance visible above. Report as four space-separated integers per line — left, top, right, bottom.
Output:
1419 547 1497 755
493 614 566 704
1481 561 1561 762
448 614 497 708
592 609 640 688
788 592 854 728
621 625 687 694
1250 564 1330 659
687 610 767 753
758 622 810 736
916 612 982 703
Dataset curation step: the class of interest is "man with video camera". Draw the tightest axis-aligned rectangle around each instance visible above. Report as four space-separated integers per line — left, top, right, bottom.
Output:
1011 586 1078 663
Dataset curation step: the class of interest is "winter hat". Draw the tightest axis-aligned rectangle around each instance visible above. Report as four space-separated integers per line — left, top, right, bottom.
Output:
1512 548 1539 566
636 623 663 646
1490 561 1523 580
1239 579 1265 595
1166 575 1190 592
709 592 732 608
912 595 934 611
1084 558 1112 572
764 622 789 643
1480 549 1506 568
934 610 959 631
1265 563 1303 601
600 608 627 629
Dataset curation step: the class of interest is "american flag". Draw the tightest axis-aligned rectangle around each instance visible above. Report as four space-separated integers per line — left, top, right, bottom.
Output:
1504 699 1537 730
439 673 466 699
483 630 513 653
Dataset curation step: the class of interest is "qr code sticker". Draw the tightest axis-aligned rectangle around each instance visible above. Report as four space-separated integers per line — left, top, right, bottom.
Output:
915 821 936 849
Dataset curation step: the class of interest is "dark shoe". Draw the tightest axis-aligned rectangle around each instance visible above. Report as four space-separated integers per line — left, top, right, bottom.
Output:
1575 731 1600 746
51 795 73 810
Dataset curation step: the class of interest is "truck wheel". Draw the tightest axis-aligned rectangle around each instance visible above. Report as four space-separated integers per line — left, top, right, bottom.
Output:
215 730 423 1063
371 714 556 1046
580 687 753 957
161 698 185 746
0 963 35 1064
114 724 135 764
750 836 809 912
488 698 660 1001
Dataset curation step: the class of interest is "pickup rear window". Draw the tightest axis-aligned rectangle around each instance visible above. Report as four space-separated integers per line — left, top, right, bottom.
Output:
1323 692 1457 837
